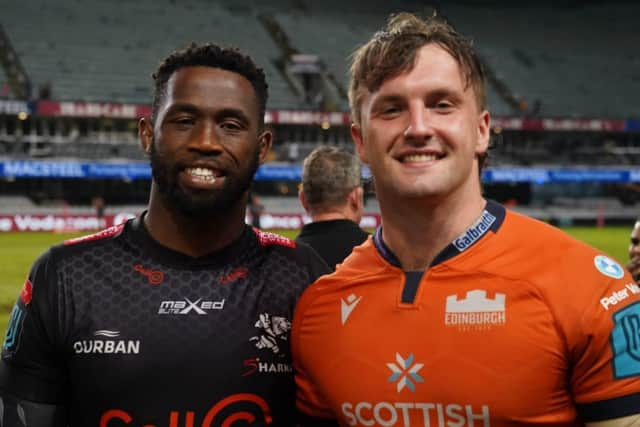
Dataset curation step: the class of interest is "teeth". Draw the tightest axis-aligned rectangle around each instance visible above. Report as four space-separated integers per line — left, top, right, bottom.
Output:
186 168 217 182
403 154 437 162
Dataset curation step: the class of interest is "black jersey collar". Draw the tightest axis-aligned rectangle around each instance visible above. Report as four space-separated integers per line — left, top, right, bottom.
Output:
373 200 505 269
125 213 253 269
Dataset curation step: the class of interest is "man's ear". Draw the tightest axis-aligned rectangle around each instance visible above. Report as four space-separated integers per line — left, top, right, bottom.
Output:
299 186 311 214
349 186 364 211
139 117 154 155
351 123 368 164
257 130 273 164
475 110 490 155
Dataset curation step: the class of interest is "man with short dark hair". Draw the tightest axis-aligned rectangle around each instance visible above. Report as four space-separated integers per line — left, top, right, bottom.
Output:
296 145 369 270
292 13 640 426
0 42 328 426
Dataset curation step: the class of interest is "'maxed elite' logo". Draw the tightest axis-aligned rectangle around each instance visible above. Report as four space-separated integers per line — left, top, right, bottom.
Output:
158 298 225 315
445 290 506 330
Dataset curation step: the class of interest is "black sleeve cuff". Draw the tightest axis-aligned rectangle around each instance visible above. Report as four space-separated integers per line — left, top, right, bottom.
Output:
576 392 640 422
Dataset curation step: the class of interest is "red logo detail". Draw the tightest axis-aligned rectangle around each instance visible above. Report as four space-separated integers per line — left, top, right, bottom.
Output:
134 264 164 285
254 229 295 248
64 223 125 246
203 393 272 426
242 358 259 376
219 267 248 285
100 409 131 427
20 279 33 305
99 393 272 426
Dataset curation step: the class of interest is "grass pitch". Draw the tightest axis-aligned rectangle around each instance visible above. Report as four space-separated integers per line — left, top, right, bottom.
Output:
0 226 631 340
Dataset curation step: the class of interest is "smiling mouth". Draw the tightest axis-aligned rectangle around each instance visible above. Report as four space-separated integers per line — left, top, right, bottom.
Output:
184 167 222 183
401 153 442 163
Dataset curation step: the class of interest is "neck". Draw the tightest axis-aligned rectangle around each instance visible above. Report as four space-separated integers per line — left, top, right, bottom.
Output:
310 212 349 222
145 190 247 257
309 204 358 223
378 188 486 271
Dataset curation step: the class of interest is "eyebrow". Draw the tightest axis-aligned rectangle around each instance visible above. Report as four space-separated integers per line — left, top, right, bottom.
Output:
373 88 461 107
163 103 201 117
163 104 252 125
370 95 405 110
214 107 251 125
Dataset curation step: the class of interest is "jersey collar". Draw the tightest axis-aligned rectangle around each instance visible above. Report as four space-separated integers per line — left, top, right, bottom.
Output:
373 199 506 269
125 212 253 269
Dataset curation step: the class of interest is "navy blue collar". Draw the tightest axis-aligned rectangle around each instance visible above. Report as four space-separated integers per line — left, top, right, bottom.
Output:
373 200 505 269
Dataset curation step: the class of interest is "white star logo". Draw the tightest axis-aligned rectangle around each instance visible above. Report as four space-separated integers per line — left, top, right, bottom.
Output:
386 353 424 392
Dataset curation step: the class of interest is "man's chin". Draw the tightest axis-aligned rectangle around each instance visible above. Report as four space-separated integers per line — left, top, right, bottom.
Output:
167 189 245 219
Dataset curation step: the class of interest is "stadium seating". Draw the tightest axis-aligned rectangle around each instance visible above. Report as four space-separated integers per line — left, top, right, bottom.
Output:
3 0 637 117
445 3 640 118
1 0 299 108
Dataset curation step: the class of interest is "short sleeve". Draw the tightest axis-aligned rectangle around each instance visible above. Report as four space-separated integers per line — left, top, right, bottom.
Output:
570 261 640 421
0 249 68 404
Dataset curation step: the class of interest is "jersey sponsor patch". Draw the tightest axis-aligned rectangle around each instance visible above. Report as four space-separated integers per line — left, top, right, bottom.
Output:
64 222 125 246
386 353 424 393
2 279 33 353
3 305 25 353
594 255 625 279
452 210 496 252
611 301 640 378
342 353 491 426
73 330 141 355
600 282 640 311
250 313 291 355
254 229 295 248
100 393 273 426
444 289 507 331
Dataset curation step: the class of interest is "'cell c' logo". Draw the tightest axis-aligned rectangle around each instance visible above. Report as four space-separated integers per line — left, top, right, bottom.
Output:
202 393 272 427
99 394 272 427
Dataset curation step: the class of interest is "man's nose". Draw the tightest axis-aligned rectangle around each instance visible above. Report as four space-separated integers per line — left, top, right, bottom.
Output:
404 105 435 143
190 123 223 152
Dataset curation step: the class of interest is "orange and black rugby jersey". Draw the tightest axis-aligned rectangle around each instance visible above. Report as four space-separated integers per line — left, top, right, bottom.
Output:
1 215 329 426
293 200 640 427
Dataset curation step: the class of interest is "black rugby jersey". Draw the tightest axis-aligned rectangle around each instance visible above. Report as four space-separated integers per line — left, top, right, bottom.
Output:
0 216 329 426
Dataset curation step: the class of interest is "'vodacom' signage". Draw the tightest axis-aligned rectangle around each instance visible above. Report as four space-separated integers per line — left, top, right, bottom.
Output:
0 213 135 232
0 213 381 232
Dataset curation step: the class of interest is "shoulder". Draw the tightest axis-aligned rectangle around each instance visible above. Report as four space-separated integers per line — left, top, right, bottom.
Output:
481 209 632 298
294 238 391 317
46 221 128 262
24 221 129 294
252 228 331 281
491 209 602 266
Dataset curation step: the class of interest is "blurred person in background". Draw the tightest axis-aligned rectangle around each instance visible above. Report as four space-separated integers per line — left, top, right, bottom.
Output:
0 42 328 426
296 145 369 271
292 12 640 427
628 219 640 282
247 190 265 229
